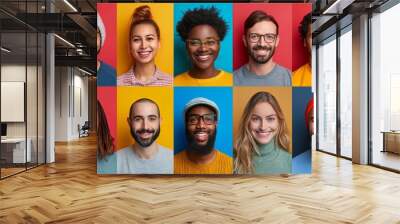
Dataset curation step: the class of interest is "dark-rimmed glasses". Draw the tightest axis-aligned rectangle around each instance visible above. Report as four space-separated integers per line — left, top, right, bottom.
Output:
186 38 220 48
248 33 277 43
187 113 216 125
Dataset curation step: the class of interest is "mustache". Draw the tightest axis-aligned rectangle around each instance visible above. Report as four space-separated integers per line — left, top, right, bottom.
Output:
252 45 272 51
135 129 155 134
193 129 211 135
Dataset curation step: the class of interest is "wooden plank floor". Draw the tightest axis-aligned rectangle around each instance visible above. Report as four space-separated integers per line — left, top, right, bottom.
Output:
1 135 400 223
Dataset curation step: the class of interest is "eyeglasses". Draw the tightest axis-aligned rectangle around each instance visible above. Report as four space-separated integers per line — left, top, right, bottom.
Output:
248 33 277 43
187 113 216 125
187 38 219 48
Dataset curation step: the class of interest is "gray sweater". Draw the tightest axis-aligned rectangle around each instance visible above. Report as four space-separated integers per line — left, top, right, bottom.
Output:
234 63 292 86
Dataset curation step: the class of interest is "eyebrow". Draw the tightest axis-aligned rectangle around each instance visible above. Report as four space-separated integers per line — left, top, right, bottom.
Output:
188 113 214 116
251 114 277 118
188 36 219 40
132 115 158 119
132 34 156 38
249 32 277 35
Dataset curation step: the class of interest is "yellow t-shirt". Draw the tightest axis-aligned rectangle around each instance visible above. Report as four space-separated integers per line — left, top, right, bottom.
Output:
174 150 233 174
174 70 233 86
292 63 311 87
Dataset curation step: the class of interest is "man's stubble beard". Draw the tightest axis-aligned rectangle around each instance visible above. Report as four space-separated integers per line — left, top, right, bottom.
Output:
247 44 276 64
130 126 160 148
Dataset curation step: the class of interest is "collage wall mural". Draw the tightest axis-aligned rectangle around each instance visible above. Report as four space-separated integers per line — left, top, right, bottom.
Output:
97 3 313 175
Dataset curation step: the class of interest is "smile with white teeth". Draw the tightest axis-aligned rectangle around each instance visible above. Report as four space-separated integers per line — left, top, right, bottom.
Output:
256 130 273 137
194 132 208 141
139 132 152 139
137 50 152 58
195 54 211 62
255 49 269 56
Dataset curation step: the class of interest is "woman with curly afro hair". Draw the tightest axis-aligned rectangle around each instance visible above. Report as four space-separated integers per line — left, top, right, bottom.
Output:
175 6 233 86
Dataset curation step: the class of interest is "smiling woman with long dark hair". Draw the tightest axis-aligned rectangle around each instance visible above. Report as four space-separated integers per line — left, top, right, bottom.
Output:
117 5 172 86
174 6 232 86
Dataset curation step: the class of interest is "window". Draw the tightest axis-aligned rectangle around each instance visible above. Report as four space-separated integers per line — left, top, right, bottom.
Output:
317 36 337 155
0 1 46 179
371 2 400 171
339 28 352 158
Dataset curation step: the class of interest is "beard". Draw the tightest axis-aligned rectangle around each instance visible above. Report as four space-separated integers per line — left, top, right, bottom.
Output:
185 128 217 156
248 44 276 64
130 127 160 148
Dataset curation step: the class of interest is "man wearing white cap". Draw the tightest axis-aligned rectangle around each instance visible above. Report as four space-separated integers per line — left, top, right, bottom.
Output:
174 97 232 174
97 13 116 86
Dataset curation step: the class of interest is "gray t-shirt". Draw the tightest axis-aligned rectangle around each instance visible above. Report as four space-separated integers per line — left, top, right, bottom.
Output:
234 63 292 86
116 144 173 174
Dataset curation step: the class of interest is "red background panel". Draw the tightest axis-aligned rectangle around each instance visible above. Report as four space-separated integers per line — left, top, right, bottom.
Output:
97 3 116 67
97 87 117 143
233 3 292 71
292 4 312 71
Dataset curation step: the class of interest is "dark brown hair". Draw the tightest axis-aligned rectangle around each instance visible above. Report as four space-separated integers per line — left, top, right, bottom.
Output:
299 12 311 40
129 5 161 41
97 100 114 160
244 10 279 35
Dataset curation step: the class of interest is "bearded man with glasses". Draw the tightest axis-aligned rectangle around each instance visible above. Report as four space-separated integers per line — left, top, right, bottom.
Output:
234 10 291 86
174 97 232 174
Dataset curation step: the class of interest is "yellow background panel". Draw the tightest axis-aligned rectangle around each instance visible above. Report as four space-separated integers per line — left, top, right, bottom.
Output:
233 87 292 152
117 3 174 76
117 87 174 151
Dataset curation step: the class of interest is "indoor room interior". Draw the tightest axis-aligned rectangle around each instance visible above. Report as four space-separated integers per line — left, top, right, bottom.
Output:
1 0 400 223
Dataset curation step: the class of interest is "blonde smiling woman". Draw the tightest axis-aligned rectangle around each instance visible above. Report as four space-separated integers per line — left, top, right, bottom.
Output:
234 91 291 174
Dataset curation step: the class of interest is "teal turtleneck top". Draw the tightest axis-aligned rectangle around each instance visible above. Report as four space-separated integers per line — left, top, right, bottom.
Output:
252 140 291 174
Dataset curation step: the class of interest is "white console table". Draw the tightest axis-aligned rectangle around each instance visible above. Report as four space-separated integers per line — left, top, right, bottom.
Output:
1 138 31 163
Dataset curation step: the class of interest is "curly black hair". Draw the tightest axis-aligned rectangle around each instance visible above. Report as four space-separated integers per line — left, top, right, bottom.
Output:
177 6 228 41
299 12 312 40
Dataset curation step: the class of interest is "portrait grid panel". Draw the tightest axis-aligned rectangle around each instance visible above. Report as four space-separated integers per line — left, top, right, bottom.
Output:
96 2 312 175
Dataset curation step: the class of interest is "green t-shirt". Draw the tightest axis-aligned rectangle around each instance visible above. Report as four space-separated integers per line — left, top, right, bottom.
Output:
252 141 292 174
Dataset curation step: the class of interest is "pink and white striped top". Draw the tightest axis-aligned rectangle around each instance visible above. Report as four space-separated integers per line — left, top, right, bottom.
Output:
117 67 172 86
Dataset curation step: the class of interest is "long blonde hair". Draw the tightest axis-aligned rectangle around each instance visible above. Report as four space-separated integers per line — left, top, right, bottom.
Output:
234 91 290 174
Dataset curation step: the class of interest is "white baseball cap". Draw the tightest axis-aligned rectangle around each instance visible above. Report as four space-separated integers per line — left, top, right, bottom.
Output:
184 97 220 121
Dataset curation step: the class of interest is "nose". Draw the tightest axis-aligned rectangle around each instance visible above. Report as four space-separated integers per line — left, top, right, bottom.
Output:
196 117 206 128
260 119 267 130
258 38 267 46
139 39 147 49
142 119 149 130
198 43 208 52
196 40 211 50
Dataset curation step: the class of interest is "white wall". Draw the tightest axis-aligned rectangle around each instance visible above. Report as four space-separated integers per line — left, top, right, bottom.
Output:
54 67 89 141
1 65 38 137
1 63 46 163
54 66 69 141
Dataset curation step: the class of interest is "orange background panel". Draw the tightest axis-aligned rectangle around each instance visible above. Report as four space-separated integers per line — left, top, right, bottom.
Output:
116 87 174 151
233 87 292 152
117 3 174 76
